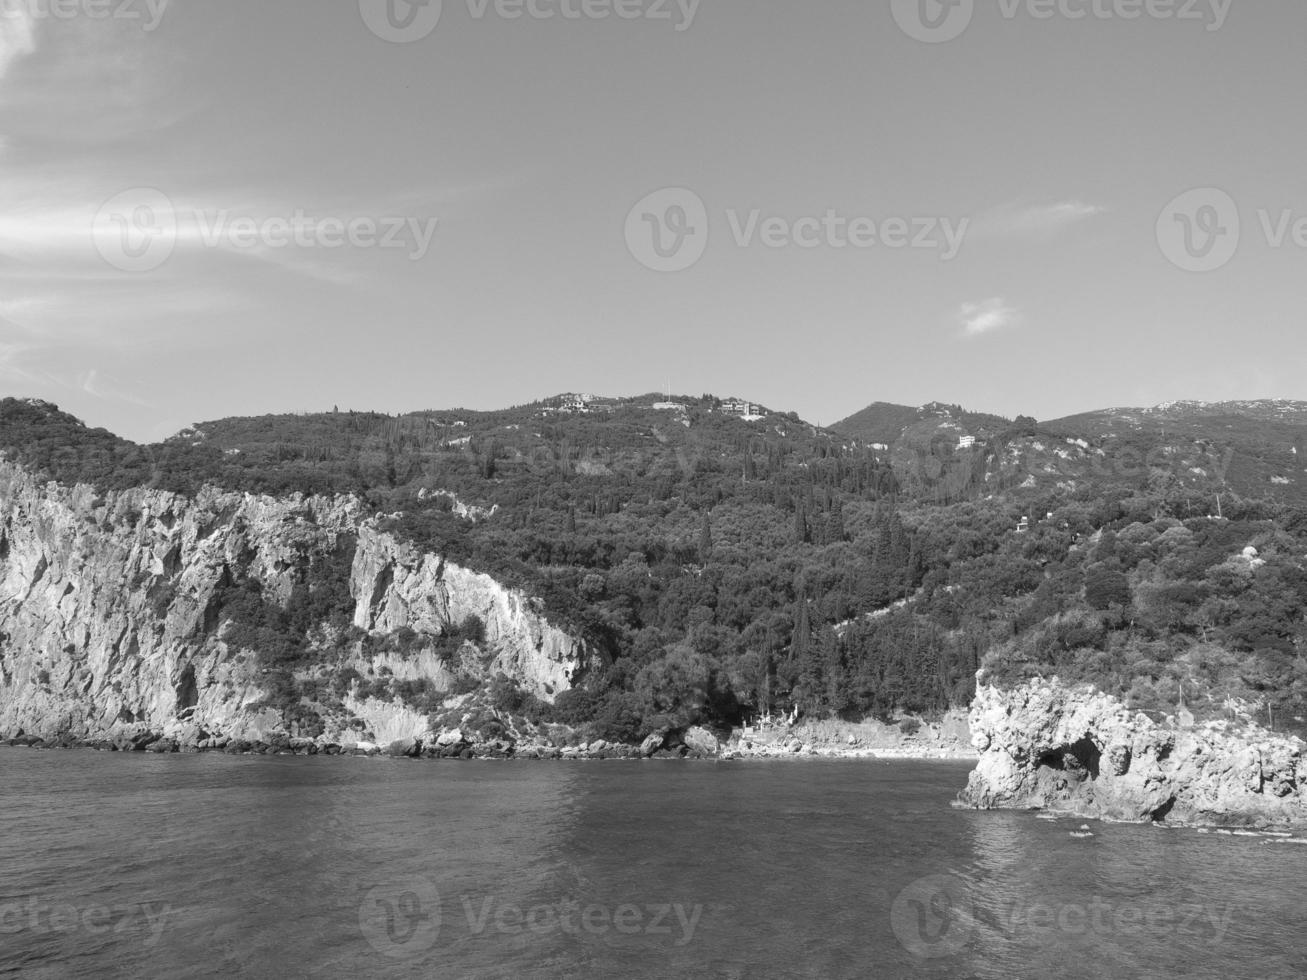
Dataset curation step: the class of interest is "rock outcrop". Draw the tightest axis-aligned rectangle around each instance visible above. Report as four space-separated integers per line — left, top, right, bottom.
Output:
959 678 1307 827
0 460 596 746
350 526 585 700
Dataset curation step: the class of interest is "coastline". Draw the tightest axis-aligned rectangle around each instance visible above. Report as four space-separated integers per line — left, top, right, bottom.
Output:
0 730 978 763
721 712 978 762
0 708 980 762
0 742 982 768
970 803 1307 838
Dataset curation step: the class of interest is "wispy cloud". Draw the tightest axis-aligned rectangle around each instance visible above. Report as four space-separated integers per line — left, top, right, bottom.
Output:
78 368 151 407
958 298 1020 338
0 11 184 146
0 8 37 81
971 200 1106 239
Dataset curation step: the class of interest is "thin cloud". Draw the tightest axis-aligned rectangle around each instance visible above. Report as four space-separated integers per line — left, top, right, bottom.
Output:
78 368 151 407
959 298 1020 338
971 200 1106 239
0 13 183 146
0 9 36 81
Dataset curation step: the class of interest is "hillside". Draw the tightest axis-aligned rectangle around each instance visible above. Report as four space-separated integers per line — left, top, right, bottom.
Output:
831 400 1015 446
1 394 1306 751
833 397 1307 508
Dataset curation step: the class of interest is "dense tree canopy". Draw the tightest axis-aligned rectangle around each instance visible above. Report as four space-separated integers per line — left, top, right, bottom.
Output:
3 395 1305 739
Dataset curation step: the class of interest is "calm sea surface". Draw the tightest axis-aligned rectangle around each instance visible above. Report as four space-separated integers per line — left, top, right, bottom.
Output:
1 751 1304 979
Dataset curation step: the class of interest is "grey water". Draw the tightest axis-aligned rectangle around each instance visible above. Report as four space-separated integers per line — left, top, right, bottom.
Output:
1 751 1304 979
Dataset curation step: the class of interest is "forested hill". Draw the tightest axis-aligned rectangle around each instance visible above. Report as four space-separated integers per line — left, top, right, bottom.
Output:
2 393 1306 742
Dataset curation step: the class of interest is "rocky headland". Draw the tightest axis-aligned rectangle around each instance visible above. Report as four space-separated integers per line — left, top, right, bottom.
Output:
0 459 597 751
959 678 1307 829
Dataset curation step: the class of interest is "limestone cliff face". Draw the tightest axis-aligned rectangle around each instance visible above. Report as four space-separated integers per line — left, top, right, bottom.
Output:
960 679 1307 827
0 460 593 743
350 526 588 700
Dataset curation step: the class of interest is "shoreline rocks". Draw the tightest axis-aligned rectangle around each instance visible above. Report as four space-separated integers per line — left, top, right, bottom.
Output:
959 678 1307 830
2 719 972 764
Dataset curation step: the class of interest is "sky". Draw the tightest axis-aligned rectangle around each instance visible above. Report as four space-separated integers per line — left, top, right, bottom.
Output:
0 0 1303 442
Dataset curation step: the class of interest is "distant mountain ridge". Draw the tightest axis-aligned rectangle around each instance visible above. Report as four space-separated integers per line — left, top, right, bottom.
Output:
830 397 1307 506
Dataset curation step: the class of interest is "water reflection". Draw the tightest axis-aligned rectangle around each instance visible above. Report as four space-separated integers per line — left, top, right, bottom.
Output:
960 810 1307 979
3 753 1306 979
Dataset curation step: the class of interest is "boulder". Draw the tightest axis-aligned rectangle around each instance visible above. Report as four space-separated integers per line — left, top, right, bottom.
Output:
385 737 422 758
683 727 721 758
640 733 665 757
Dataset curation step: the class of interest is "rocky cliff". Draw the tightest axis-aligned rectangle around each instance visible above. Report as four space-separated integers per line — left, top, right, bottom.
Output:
0 459 595 747
960 678 1307 827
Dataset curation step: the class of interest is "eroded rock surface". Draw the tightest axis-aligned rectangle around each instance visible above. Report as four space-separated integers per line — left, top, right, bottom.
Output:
959 678 1307 827
0 460 595 746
